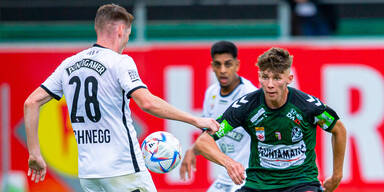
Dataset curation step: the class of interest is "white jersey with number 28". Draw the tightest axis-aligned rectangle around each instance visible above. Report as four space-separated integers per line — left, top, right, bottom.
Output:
42 45 147 178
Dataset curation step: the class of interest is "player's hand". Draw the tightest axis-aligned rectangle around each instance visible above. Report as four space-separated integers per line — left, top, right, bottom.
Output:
179 149 197 181
223 158 245 185
323 174 342 192
195 118 219 134
27 154 47 183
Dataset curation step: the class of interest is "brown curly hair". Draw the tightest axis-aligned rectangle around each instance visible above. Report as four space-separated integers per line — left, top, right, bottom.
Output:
256 47 293 74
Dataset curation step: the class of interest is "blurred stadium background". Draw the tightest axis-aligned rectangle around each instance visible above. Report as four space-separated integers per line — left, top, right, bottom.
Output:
1 0 384 191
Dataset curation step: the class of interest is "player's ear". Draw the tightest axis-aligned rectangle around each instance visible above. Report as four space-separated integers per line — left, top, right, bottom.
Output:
287 74 294 84
210 61 216 70
117 24 124 38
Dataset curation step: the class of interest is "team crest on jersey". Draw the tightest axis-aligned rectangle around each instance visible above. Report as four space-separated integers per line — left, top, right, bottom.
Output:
128 70 140 82
291 126 303 142
255 127 265 141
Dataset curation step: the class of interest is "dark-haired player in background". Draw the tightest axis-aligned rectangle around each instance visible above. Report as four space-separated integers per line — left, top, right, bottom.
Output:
194 47 346 192
180 41 257 192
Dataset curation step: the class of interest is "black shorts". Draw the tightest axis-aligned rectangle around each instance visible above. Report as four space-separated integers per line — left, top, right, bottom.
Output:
235 181 323 192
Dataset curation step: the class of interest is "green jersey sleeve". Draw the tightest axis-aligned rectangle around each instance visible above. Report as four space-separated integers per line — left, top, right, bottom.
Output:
290 88 340 132
211 94 253 140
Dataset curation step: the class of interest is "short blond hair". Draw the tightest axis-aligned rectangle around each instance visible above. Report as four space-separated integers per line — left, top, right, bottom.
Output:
95 4 134 32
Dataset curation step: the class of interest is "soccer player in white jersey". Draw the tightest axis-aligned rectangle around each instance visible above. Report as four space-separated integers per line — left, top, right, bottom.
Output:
179 41 257 192
24 4 219 192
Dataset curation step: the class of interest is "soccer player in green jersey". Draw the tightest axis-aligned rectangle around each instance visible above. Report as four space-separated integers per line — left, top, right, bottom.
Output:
193 47 347 192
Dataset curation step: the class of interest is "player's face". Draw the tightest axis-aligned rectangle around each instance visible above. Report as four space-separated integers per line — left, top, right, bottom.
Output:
259 69 293 106
211 53 239 89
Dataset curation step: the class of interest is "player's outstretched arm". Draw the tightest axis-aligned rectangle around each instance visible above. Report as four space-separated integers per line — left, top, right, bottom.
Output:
131 88 219 133
179 147 197 181
194 132 245 185
323 120 347 192
24 87 53 183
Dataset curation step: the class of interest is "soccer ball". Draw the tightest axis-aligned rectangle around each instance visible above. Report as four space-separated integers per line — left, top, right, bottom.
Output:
141 131 182 173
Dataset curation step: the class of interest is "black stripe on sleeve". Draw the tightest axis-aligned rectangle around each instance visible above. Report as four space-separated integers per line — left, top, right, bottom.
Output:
40 85 61 100
126 86 147 99
122 90 140 173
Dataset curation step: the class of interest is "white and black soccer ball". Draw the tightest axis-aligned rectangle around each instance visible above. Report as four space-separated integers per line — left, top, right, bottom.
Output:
141 131 182 173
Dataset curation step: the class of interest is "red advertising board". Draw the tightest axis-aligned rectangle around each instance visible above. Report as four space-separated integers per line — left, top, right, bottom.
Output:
1 43 384 192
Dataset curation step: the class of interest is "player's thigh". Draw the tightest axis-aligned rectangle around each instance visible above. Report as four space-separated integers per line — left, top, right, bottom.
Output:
207 180 237 192
100 171 157 192
80 178 106 192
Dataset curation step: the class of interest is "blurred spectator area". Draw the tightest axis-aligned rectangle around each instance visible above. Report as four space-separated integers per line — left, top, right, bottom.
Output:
0 0 384 42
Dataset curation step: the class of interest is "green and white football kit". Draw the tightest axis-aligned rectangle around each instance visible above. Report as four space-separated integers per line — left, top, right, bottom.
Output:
212 87 339 190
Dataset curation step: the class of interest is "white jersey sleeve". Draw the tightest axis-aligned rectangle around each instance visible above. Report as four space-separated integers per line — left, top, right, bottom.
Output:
116 56 147 98
41 58 71 100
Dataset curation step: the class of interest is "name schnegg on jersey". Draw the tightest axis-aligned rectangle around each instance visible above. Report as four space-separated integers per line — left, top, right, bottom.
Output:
73 129 111 144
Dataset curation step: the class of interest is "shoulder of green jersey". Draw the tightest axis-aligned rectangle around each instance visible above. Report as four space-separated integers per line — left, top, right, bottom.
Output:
232 95 249 108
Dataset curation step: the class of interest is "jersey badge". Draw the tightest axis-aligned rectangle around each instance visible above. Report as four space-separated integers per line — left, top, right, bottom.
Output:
210 95 216 110
314 111 335 130
291 126 303 142
128 70 140 82
275 131 282 140
225 131 244 142
219 142 235 154
251 108 266 123
255 127 265 141
286 108 303 126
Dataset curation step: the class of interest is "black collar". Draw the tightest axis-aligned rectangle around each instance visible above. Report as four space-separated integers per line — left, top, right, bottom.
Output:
93 43 108 49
